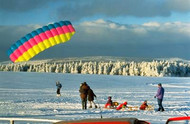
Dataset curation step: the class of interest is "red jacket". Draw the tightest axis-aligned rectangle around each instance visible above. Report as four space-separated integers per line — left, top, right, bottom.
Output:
139 102 148 110
116 102 127 110
104 98 113 108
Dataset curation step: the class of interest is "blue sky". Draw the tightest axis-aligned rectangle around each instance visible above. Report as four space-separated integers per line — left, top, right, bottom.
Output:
0 0 190 62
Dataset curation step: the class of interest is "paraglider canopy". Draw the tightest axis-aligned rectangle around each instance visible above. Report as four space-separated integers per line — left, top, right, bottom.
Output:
7 21 75 63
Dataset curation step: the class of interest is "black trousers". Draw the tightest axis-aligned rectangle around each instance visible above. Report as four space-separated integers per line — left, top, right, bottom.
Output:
81 98 87 110
57 88 61 94
157 98 164 111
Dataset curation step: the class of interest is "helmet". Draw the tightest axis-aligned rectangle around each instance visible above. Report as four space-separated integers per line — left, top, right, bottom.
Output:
124 102 127 105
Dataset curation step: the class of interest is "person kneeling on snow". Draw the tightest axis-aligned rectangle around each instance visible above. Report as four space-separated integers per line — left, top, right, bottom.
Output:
116 101 127 110
139 100 148 110
104 96 113 108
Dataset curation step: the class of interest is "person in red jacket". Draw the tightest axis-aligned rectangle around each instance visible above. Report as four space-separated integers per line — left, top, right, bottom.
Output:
104 96 113 108
116 101 127 110
139 100 148 110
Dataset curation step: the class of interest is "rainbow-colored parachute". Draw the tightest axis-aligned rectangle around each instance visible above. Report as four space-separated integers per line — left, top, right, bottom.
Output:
7 21 75 63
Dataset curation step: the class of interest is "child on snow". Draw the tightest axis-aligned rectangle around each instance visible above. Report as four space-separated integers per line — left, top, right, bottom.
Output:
139 100 148 110
87 88 98 108
116 101 127 110
104 96 113 108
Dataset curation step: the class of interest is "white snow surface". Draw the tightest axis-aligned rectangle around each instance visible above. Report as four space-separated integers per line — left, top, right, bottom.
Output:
0 71 190 124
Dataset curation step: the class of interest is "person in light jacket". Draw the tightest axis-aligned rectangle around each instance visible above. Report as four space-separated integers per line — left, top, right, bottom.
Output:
154 83 165 112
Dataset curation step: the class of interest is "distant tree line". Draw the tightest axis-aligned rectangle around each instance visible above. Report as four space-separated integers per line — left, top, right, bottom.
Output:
0 60 190 77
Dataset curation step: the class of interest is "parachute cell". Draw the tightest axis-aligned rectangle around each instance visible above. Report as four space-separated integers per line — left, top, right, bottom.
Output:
7 21 75 63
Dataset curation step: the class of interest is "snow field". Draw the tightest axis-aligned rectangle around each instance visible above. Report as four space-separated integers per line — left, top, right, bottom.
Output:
0 72 190 124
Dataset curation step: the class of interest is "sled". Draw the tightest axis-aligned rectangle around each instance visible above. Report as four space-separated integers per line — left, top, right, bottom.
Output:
103 101 119 109
145 105 154 111
112 102 119 106
121 105 154 111
103 106 117 109
118 106 138 111
127 106 139 111
104 103 154 111
112 101 119 108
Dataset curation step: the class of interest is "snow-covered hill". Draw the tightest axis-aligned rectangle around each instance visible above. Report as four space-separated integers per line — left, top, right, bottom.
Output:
1 56 190 77
0 71 190 124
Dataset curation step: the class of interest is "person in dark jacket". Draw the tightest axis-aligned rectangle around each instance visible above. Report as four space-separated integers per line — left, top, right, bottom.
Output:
79 82 90 110
154 83 165 111
56 81 62 96
87 88 98 108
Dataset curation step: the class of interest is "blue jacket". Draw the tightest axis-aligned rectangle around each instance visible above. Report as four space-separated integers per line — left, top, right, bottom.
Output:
156 87 164 99
56 83 62 89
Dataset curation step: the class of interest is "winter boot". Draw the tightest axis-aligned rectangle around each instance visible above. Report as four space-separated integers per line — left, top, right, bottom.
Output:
161 108 165 112
57 94 61 97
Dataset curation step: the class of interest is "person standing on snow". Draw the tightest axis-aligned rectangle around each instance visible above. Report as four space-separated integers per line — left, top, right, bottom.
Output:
79 82 90 110
56 81 62 96
87 88 98 108
154 83 165 112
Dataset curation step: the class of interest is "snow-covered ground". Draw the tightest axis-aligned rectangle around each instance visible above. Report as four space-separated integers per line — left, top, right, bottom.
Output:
0 71 190 124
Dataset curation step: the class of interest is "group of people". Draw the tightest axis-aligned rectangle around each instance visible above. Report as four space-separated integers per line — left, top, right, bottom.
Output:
79 82 98 110
104 96 135 110
104 83 165 111
56 81 165 112
56 81 98 110
105 97 149 110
